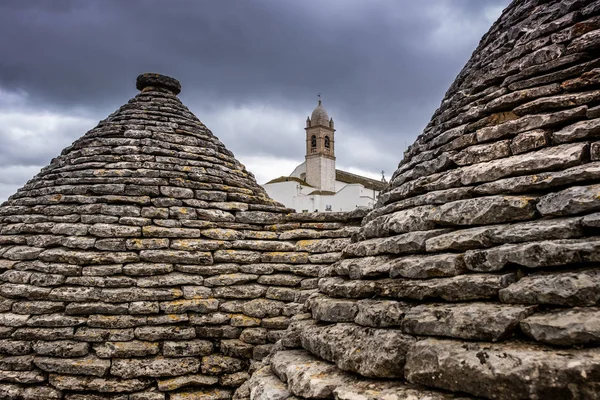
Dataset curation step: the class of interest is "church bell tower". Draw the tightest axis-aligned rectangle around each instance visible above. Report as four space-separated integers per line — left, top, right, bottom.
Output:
305 97 336 192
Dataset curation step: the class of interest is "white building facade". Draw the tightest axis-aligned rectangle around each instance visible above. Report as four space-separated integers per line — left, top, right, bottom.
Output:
262 100 387 212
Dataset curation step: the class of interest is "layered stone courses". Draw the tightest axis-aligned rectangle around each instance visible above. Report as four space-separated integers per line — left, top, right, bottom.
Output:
0 74 365 399
239 0 600 399
4 0 600 398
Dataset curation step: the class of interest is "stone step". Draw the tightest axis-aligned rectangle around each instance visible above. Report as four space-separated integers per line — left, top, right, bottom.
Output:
405 338 600 399
268 349 468 400
300 323 415 378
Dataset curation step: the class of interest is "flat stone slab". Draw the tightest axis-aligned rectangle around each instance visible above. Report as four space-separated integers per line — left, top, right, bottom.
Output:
429 195 537 226
390 253 467 279
301 323 416 378
379 273 517 302
333 380 471 400
246 366 291 400
403 303 535 341
537 183 600 216
308 295 358 322
343 230 451 257
499 269 600 306
271 350 359 398
520 307 600 345
464 237 600 272
405 338 600 399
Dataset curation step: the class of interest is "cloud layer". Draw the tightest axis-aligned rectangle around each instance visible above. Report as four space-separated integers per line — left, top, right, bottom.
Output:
0 0 510 202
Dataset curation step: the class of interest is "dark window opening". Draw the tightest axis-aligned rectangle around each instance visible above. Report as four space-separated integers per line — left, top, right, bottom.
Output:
324 136 330 148
311 135 317 148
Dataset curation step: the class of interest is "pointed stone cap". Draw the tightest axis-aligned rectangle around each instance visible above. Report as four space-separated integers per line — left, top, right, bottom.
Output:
136 72 181 95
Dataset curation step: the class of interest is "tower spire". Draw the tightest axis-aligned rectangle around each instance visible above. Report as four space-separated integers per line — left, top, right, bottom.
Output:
317 92 322 105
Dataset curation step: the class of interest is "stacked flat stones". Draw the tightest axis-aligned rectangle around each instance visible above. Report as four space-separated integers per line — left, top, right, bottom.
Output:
0 73 365 400
242 0 600 399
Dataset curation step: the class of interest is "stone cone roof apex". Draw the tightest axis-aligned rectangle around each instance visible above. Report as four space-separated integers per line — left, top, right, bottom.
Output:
3 73 285 211
136 73 182 95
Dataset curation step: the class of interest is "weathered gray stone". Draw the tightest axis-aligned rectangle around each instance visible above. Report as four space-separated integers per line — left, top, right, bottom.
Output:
261 252 309 264
66 302 128 315
333 380 466 400
464 237 600 272
475 161 600 196
379 273 517 301
537 183 600 216
453 140 512 166
302 323 416 378
32 340 89 357
475 106 587 143
500 269 600 306
111 357 200 378
457 142 587 186
201 354 247 375
49 374 152 393
426 217 583 252
163 340 213 357
405 338 600 400
334 256 393 279
239 327 268 344
220 339 253 359
552 117 600 143
157 374 218 391
94 341 159 358
170 388 232 400
0 340 31 355
139 249 212 264
390 253 467 279
403 303 535 341
318 277 379 299
511 130 549 155
265 286 300 302
229 314 261 327
0 369 45 384
134 326 196 341
74 327 134 342
343 229 451 257
429 195 537 226
257 274 303 287
160 298 219 314
308 295 358 322
354 299 408 328
34 355 110 377
13 327 74 340
271 350 358 398
204 273 258 287
212 284 267 299
241 299 285 318
521 308 600 346
245 366 291 400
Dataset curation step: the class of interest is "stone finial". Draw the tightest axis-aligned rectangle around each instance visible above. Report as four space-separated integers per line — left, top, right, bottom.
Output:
136 73 181 95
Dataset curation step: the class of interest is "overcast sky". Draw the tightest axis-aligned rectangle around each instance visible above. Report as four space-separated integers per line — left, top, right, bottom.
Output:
0 0 510 202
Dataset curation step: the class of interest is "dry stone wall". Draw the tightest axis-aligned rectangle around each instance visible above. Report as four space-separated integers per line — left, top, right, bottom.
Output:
243 0 600 399
0 73 365 400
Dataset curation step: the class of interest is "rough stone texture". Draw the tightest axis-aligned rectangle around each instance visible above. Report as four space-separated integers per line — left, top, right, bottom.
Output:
520 307 600 346
300 323 415 378
405 339 600 400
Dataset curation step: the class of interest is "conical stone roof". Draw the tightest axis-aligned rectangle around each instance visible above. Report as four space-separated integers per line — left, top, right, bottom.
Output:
0 73 321 399
240 1 600 399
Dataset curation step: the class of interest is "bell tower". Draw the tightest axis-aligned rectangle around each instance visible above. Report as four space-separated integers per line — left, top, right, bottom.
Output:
305 96 336 192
